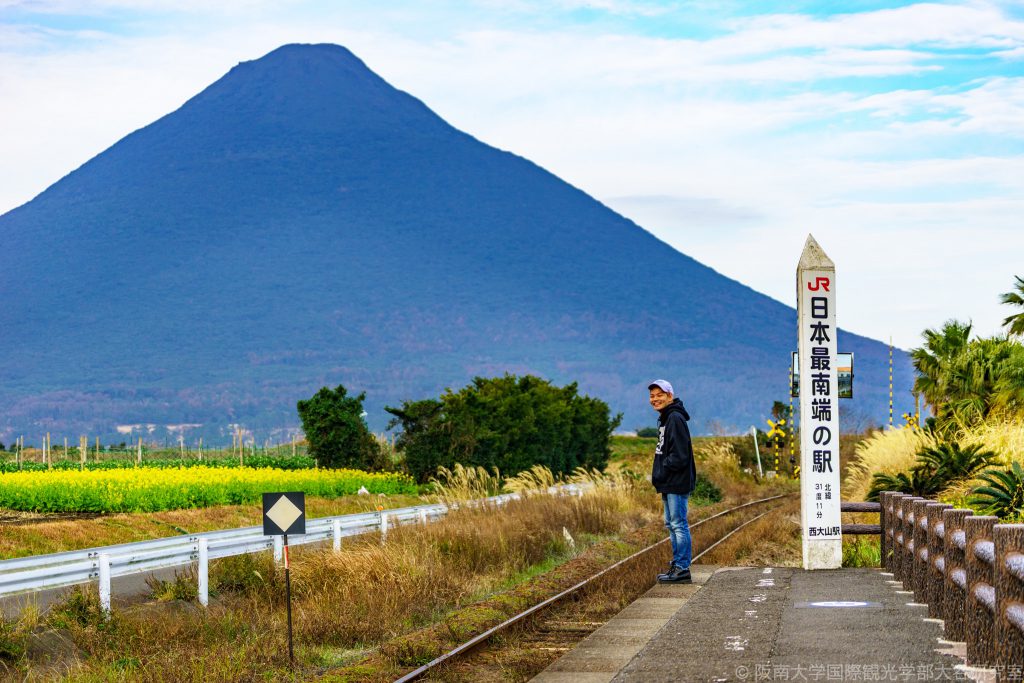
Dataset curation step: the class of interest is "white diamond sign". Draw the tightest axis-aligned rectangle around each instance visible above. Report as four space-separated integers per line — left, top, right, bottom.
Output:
262 492 306 536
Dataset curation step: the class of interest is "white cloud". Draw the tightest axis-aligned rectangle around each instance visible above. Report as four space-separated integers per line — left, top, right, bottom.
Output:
1 1 1022 349
723 2 1024 51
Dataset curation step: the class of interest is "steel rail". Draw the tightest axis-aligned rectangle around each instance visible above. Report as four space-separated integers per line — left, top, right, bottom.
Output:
393 492 792 683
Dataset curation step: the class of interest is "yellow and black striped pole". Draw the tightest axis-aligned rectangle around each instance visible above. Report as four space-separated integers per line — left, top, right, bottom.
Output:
788 364 795 474
888 337 894 428
774 421 781 471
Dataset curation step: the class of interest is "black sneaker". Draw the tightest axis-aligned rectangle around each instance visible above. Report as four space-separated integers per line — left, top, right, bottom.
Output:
656 561 674 581
658 566 692 584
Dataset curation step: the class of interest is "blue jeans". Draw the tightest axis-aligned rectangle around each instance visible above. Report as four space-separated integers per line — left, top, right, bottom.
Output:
663 493 691 570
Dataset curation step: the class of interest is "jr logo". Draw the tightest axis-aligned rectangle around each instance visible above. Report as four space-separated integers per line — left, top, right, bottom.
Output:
807 276 830 292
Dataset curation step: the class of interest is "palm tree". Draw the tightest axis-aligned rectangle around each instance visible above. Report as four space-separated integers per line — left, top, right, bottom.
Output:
992 343 1024 417
867 467 944 501
971 461 1024 520
941 336 1014 429
1001 276 1024 337
916 441 997 481
911 320 972 416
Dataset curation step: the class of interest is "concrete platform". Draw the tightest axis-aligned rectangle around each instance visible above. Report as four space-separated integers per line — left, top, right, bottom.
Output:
533 567 962 683
532 565 718 683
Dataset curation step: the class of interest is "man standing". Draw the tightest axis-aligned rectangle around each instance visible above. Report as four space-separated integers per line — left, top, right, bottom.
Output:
648 379 696 584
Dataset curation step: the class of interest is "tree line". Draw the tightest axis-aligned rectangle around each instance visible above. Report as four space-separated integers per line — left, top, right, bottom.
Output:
910 275 1024 434
297 374 622 482
864 276 1024 518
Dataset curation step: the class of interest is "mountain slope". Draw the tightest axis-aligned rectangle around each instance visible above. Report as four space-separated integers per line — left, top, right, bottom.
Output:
0 44 914 442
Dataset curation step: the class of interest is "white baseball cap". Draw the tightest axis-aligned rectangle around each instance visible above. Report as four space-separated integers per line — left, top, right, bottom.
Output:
648 379 673 394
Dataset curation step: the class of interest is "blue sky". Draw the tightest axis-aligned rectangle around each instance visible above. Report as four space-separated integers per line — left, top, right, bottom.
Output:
2 0 1023 349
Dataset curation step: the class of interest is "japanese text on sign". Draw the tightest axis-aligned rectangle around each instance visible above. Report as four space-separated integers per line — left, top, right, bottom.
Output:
799 271 841 540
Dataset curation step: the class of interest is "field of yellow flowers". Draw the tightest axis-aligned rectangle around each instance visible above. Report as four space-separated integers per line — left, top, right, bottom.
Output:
0 466 416 512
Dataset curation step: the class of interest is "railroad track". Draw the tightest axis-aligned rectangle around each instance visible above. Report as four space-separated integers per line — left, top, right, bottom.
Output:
394 493 794 682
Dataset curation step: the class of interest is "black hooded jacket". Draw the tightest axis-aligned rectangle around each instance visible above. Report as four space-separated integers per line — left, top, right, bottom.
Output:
651 398 696 495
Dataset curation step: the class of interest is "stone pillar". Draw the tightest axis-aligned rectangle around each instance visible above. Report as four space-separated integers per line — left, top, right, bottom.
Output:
925 502 952 618
912 499 931 601
796 235 842 570
942 508 974 642
899 496 922 587
964 515 998 667
889 493 909 580
879 491 891 571
993 524 1024 672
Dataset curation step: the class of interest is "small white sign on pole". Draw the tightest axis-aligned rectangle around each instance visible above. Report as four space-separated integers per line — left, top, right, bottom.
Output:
796 234 842 570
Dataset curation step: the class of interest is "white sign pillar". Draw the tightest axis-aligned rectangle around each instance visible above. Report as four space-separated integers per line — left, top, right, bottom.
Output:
797 235 842 569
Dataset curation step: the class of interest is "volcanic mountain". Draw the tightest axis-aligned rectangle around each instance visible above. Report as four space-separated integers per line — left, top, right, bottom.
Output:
0 44 912 442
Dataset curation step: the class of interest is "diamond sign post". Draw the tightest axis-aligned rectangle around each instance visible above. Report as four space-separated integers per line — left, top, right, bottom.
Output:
263 491 306 662
796 235 842 570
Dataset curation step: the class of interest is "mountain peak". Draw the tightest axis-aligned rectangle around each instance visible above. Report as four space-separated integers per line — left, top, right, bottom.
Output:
0 43 910 442
176 42 442 134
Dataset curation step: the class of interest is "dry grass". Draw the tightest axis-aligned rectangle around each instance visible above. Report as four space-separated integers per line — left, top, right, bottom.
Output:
844 420 1024 502
844 427 930 501
329 495 798 682
504 465 559 494
377 524 673 683
429 464 503 502
2 480 661 682
692 498 801 567
696 441 759 500
291 484 659 646
0 452 798 682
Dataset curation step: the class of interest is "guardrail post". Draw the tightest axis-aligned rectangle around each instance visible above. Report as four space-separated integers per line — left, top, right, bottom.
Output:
964 515 997 666
912 499 932 601
273 535 283 564
993 524 1024 673
380 512 388 544
98 553 111 614
198 538 209 607
884 492 907 573
332 519 342 553
942 508 973 641
925 502 952 618
419 509 428 525
898 496 921 585
879 492 892 571
884 492 900 574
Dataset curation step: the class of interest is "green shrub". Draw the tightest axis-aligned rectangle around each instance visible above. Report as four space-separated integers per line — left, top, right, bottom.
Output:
867 440 998 501
842 537 881 568
211 553 279 599
147 569 199 602
691 477 722 505
970 461 1024 519
298 384 383 470
47 587 106 630
0 620 25 665
387 374 621 482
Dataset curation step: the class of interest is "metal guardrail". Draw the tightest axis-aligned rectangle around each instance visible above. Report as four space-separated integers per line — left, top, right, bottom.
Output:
0 487 582 610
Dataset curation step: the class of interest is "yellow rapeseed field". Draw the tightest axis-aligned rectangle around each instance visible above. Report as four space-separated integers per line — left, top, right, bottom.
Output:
0 466 416 513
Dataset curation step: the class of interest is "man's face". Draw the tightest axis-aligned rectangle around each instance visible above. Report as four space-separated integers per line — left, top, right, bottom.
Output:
649 387 673 411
